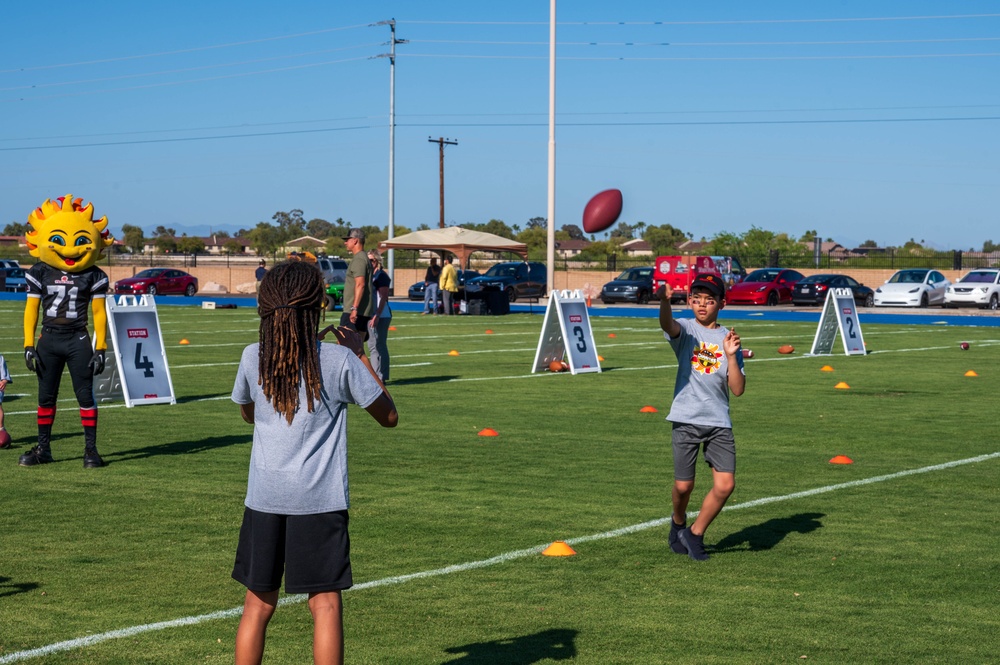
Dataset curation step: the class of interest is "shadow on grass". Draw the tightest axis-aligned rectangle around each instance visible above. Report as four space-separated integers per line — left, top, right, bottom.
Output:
0 575 39 598
388 375 460 386
442 628 577 664
713 512 825 553
106 434 251 464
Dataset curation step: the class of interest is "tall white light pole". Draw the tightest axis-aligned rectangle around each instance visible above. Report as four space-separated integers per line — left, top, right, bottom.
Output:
546 0 556 294
376 19 406 287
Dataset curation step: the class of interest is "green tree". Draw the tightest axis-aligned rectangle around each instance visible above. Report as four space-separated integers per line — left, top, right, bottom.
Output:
153 225 176 238
608 221 634 241
223 239 244 255
272 210 306 240
467 219 515 239
154 236 177 254
799 230 819 243
561 224 585 240
642 224 688 256
248 222 284 257
120 224 146 253
3 222 29 236
526 216 546 230
307 218 334 238
515 226 548 252
983 240 999 253
860 239 878 248
212 230 230 239
177 236 206 255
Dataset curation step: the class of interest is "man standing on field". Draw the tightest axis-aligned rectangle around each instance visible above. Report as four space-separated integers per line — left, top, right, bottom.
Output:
340 228 374 341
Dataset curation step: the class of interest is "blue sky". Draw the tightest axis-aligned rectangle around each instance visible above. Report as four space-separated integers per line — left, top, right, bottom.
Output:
2 1 998 250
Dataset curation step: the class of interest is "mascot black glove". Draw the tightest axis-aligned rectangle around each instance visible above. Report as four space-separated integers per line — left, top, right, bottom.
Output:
89 349 106 376
25 346 39 373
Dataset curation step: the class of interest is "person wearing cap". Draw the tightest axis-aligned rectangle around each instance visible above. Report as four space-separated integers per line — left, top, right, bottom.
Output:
255 260 267 292
340 229 374 340
657 273 746 562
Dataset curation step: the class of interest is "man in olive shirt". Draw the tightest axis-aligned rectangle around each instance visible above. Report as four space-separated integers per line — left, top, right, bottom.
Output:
340 228 374 341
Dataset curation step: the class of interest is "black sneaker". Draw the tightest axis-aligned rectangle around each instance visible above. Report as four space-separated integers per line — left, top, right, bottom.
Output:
83 449 105 469
19 445 54 467
669 519 687 554
678 528 710 561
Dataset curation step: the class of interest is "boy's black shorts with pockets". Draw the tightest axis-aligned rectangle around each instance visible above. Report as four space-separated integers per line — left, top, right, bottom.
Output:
671 422 736 480
232 507 353 594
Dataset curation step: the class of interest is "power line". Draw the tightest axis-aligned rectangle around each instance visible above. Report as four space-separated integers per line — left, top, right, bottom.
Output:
0 23 376 74
401 13 1000 26
3 114 998 152
409 36 1000 47
0 43 383 93
401 52 1000 62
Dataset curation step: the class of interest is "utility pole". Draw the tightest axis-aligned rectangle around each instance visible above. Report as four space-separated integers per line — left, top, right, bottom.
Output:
374 19 407 287
428 136 458 228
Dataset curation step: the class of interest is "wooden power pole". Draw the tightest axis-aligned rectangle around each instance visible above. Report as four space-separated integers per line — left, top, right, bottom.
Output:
428 136 458 228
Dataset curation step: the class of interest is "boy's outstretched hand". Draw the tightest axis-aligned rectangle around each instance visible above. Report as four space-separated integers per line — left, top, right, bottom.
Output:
656 283 674 303
724 328 742 356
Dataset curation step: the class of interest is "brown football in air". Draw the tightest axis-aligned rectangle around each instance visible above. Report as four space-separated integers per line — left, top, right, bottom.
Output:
778 345 795 354
582 189 623 234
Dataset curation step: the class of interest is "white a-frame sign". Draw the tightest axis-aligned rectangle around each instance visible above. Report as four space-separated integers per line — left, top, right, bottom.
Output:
809 288 867 356
104 294 177 407
531 290 602 374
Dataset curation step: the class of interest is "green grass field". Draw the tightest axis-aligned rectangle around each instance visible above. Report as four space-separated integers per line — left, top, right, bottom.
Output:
1 301 998 664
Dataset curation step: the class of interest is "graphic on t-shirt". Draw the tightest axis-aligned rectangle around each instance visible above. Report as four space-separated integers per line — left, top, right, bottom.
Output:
691 341 723 375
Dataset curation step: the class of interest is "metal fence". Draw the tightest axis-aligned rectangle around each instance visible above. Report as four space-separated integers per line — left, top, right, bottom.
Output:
589 249 1000 273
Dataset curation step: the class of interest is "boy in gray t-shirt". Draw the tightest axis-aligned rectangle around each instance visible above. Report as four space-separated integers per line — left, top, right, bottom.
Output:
658 273 746 561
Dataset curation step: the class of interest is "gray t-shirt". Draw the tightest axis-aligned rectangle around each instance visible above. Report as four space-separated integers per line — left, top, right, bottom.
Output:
665 318 745 428
232 342 383 515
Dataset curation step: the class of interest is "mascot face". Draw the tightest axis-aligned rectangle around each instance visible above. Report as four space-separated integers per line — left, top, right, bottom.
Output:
26 195 113 272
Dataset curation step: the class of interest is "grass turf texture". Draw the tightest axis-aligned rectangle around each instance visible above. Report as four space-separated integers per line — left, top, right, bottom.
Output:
0 302 998 663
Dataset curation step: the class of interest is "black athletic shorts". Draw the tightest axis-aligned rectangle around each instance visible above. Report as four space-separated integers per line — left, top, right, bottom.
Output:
232 507 353 594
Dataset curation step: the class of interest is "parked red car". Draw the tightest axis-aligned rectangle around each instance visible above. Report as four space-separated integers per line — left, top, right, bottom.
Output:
726 268 804 306
114 268 198 296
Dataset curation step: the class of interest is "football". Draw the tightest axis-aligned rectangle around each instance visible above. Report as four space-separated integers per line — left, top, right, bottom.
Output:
742 349 754 359
582 189 623 234
778 345 795 354
0 428 11 449
548 360 563 372
960 342 970 350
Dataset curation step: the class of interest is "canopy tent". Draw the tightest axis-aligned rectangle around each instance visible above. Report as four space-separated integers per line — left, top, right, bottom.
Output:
378 226 528 268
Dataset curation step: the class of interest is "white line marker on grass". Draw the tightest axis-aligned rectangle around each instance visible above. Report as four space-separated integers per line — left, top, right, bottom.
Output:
2 450 997 664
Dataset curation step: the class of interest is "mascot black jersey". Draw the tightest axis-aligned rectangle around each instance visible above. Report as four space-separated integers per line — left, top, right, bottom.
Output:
26 263 109 330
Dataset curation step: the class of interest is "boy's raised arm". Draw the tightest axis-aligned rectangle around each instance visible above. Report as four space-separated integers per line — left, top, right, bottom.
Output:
657 284 680 338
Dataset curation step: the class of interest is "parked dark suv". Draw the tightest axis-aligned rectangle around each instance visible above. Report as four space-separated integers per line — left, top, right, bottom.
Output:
601 266 655 304
465 261 547 302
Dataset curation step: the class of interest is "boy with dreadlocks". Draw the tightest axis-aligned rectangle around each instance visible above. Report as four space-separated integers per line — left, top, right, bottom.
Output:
231 261 397 665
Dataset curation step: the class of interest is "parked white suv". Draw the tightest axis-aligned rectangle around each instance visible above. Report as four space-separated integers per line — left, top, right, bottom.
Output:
944 269 1000 310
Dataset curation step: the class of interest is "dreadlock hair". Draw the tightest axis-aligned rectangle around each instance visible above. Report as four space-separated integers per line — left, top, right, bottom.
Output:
256 260 326 424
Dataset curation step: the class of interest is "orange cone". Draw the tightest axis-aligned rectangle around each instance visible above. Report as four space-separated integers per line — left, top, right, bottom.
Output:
820 365 834 372
597 355 605 362
829 455 854 464
478 428 499 437
964 370 978 377
388 326 397 331
608 333 617 338
640 406 659 413
448 350 460 356
179 339 190 345
485 329 493 334
834 382 850 389
541 541 576 557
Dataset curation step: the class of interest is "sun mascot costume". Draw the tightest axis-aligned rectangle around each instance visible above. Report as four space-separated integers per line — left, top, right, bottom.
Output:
20 195 114 468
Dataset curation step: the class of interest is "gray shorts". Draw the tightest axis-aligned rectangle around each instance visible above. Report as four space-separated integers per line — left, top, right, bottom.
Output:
671 423 736 480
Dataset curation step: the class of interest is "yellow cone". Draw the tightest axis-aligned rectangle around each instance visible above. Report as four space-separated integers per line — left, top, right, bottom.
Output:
179 339 190 345
834 382 850 389
820 365 834 372
448 350 460 356
542 541 576 557
964 370 978 377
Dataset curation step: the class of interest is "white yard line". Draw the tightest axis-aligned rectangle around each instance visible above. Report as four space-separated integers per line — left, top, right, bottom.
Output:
1 451 997 663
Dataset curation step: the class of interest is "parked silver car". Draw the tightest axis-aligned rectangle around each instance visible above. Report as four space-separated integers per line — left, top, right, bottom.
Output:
874 269 950 307
944 269 1000 310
